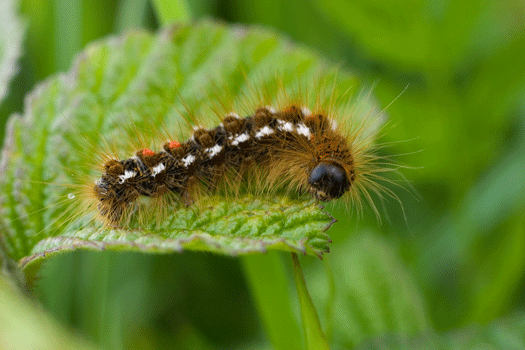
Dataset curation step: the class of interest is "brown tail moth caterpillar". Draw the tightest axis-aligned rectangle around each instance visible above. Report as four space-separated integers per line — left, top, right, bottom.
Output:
90 84 401 228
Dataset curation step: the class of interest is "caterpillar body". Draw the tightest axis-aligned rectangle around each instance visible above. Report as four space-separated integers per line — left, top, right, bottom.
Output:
95 104 358 226
2 69 404 246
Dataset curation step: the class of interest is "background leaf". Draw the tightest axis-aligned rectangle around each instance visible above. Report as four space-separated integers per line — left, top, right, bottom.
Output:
152 0 191 24
357 312 525 349
242 253 302 350
305 231 432 349
0 0 24 105
0 275 98 350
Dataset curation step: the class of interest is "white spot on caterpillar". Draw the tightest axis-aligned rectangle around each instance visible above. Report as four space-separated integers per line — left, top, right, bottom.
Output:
206 144 223 158
118 170 137 184
255 126 274 139
296 123 311 137
68 193 75 200
182 154 196 167
226 112 240 119
231 133 250 146
301 107 312 117
277 119 294 132
151 163 165 177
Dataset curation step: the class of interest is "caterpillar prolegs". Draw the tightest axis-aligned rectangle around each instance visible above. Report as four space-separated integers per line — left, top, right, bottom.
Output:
95 104 362 227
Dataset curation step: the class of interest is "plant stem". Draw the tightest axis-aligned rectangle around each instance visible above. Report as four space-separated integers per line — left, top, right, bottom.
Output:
241 253 302 350
291 253 330 350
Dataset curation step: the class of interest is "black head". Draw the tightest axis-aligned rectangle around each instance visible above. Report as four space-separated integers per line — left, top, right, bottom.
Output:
308 162 350 201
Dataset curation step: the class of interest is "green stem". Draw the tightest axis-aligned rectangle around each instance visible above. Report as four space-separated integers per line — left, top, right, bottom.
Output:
323 257 336 342
151 0 191 26
241 253 302 350
291 253 330 350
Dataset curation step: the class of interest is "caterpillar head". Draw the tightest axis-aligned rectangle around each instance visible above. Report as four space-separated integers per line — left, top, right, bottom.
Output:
307 162 351 201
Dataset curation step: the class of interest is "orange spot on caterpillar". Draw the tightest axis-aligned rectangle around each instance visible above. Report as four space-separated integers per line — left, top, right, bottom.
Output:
168 141 181 149
142 148 155 156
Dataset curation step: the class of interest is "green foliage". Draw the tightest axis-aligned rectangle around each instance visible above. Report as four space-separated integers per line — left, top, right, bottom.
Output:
356 313 525 349
306 232 432 348
242 253 303 350
21 197 333 269
1 0 525 349
0 0 24 104
152 0 191 24
0 275 98 350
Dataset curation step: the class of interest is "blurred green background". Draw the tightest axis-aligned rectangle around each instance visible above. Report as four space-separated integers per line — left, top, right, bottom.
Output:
1 0 525 349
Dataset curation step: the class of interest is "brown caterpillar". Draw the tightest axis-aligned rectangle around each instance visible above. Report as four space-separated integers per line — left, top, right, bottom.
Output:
94 104 361 227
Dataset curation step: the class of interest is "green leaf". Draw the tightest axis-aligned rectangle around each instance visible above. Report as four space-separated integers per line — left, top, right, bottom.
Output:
0 275 98 349
0 0 24 104
418 114 525 329
53 0 82 73
20 196 333 269
311 0 487 73
356 312 525 349
152 0 192 25
0 20 371 268
311 0 432 69
116 0 149 32
307 231 432 349
0 233 26 290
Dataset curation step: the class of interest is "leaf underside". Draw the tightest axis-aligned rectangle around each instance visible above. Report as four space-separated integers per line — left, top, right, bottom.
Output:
0 20 371 268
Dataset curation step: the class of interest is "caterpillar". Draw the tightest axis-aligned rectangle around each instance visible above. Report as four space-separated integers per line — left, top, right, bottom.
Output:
95 104 357 226
2 73 403 245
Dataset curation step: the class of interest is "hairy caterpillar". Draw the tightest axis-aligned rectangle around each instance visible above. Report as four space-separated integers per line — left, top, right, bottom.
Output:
2 72 403 249
84 75 404 232
95 104 356 226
